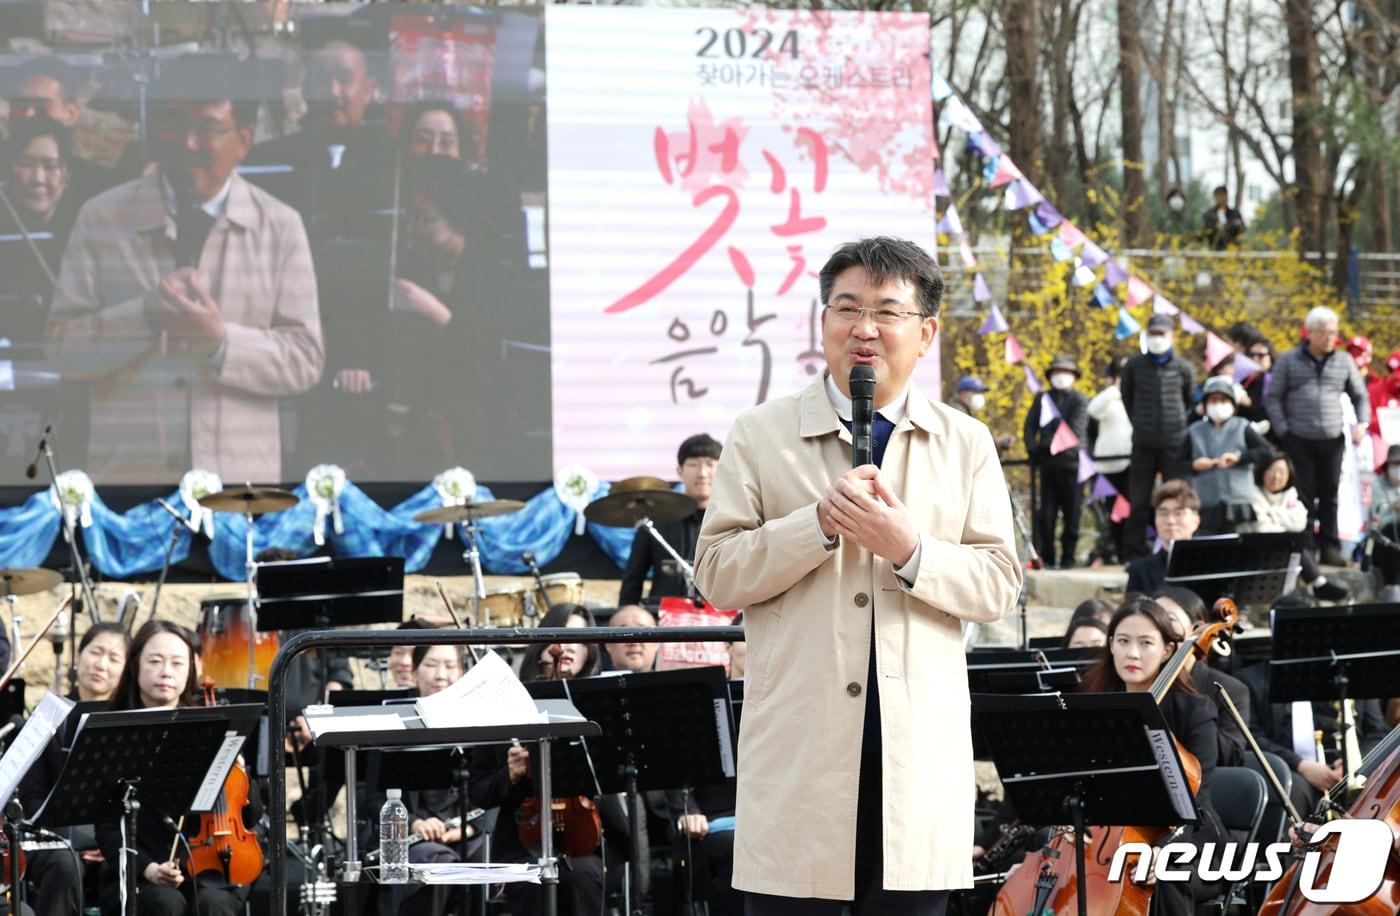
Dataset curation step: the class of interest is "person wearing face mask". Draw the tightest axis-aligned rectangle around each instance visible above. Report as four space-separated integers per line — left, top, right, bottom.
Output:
1182 377 1274 534
1368 444 1400 599
1121 315 1197 560
1087 357 1133 564
1023 355 1089 568
947 376 1014 452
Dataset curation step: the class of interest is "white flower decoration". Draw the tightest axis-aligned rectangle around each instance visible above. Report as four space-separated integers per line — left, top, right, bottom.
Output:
432 467 477 539
49 469 94 537
305 464 346 546
554 465 600 535
179 469 223 538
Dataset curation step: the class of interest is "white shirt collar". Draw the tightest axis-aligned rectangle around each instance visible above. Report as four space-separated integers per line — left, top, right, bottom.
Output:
824 372 910 424
161 174 234 220
327 144 347 170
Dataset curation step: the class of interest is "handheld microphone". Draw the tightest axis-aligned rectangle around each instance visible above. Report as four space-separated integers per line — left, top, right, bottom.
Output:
25 425 51 480
849 365 876 468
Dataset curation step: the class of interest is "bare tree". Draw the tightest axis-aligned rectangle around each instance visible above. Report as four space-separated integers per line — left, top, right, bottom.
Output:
1285 0 1327 256
1117 0 1148 246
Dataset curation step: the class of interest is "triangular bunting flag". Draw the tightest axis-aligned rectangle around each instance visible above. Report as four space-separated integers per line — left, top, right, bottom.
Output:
1081 241 1109 268
1233 351 1262 382
1072 261 1097 287
978 302 1009 334
989 156 1024 189
1090 473 1119 501
1110 493 1132 522
959 238 978 269
1024 363 1042 393
969 132 1002 159
1034 200 1064 229
1057 221 1088 249
973 273 992 302
939 95 983 133
1180 312 1205 334
1039 391 1061 427
1049 420 1081 456
1152 293 1179 316
1078 449 1098 485
1125 275 1154 308
1004 178 1044 210
933 169 950 197
1206 331 1234 370
1115 308 1142 340
1104 260 1129 287
981 155 1000 183
1050 236 1074 262
1092 282 1116 308
1006 333 1026 364
932 72 954 102
1028 211 1050 235
937 203 963 236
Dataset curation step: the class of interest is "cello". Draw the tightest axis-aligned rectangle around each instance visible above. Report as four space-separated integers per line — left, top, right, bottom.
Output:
992 597 1238 916
183 679 264 885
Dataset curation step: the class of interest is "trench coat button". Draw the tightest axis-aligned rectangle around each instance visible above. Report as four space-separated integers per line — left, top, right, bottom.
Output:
847 682 862 697
854 592 869 607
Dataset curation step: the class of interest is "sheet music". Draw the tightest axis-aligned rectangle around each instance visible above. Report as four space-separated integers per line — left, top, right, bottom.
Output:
713 699 735 778
416 650 545 729
306 713 407 738
1146 728 1196 821
411 862 540 885
190 733 246 813
0 692 74 809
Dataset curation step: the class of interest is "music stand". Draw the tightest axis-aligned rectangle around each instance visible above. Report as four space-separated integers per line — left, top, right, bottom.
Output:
1266 602 1400 793
972 691 1198 916
30 705 262 916
1163 532 1301 608
528 668 737 916
255 556 405 631
965 648 1096 694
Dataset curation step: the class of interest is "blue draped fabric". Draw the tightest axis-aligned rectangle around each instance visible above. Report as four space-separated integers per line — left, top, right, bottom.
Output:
0 491 61 569
0 478 638 581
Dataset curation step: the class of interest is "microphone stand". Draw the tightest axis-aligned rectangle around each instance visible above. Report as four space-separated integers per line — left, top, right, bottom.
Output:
37 428 99 693
148 499 195 626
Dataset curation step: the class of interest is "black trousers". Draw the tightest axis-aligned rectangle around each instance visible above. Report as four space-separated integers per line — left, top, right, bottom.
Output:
1281 433 1345 550
25 848 80 916
744 658 949 916
1034 466 1083 567
1124 444 1187 559
502 854 604 916
125 879 242 916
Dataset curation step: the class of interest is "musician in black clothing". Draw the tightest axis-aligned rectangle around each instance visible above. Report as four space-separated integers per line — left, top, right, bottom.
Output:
1125 481 1201 595
671 781 738 916
618 433 722 607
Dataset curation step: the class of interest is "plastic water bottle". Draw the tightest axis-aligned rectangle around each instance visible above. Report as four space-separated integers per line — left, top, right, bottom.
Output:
379 789 410 883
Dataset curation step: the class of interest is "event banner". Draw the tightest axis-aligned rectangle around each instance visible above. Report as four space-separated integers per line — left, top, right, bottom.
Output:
546 7 937 480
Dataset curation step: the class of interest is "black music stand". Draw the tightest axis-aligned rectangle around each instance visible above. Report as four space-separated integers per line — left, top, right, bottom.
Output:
1267 602 1400 794
965 648 1096 694
1163 532 1302 608
374 748 493 866
30 705 261 916
255 555 405 631
971 691 1198 916
528 668 737 916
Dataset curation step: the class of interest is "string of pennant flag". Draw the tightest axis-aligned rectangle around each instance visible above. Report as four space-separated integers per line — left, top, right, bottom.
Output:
930 66 1261 513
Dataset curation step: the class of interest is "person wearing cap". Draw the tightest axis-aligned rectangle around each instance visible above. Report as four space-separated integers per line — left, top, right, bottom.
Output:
1265 306 1370 566
1120 313 1197 559
1087 356 1133 563
44 53 323 485
1023 354 1089 568
948 375 1014 451
1182 377 1274 534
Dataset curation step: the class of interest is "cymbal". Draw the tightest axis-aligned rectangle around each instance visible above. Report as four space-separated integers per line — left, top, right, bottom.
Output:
610 476 671 495
584 489 697 528
412 500 526 525
197 486 299 515
0 567 63 597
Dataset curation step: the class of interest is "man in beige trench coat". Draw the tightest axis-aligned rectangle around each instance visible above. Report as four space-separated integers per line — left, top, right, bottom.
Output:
695 238 1022 916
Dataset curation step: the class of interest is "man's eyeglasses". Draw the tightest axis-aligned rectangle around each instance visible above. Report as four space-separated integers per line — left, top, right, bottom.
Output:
825 304 924 325
1154 507 1196 519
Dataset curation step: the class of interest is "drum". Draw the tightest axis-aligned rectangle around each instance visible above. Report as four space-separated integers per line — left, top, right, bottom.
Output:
479 583 531 627
531 573 584 616
198 596 280 689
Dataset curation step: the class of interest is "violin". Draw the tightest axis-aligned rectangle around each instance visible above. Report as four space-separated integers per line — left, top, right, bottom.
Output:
183 679 264 885
992 597 1238 916
516 645 603 859
1257 742 1400 914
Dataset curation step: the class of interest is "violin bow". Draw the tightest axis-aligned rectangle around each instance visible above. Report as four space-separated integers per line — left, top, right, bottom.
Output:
0 595 72 693
1213 681 1306 830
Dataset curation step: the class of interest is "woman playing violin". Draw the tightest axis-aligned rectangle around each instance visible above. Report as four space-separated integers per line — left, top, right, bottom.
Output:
1079 597 1226 916
94 621 247 916
469 605 615 916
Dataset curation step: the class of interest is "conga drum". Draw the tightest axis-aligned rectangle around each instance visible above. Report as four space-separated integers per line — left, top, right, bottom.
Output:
198 596 280 688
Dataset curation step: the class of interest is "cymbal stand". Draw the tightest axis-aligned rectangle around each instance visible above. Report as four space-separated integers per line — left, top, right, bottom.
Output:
2 595 21 672
461 518 488 626
636 517 698 600
244 505 258 689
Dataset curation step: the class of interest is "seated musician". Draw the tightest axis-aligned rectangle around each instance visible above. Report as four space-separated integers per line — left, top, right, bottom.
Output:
1126 481 1200 595
1079 597 1225 916
1062 618 1106 649
1153 586 1253 767
388 618 438 689
95 621 248 916
468 604 623 916
618 434 720 607
15 623 132 916
601 605 659 674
